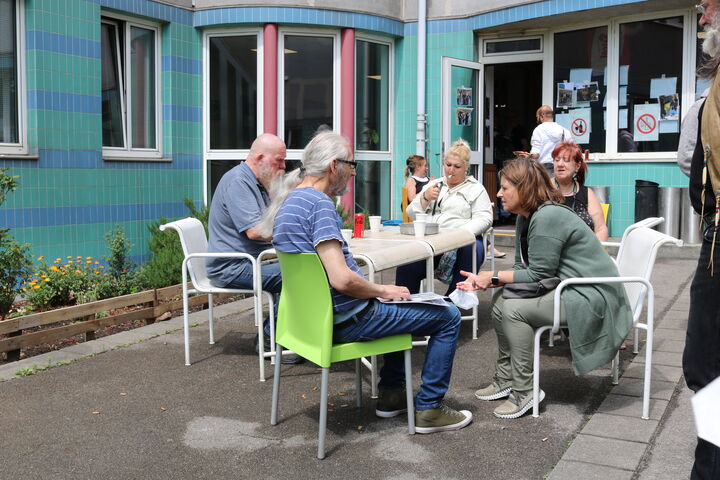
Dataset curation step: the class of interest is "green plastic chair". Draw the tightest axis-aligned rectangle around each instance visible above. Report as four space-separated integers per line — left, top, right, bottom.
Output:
270 251 415 459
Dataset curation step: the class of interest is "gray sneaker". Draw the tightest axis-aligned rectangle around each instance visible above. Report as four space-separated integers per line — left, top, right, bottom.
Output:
475 376 512 401
375 388 408 418
415 405 473 434
493 389 545 419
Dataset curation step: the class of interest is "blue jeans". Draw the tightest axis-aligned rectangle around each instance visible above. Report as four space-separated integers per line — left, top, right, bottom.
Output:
222 260 282 337
395 239 485 295
333 300 461 410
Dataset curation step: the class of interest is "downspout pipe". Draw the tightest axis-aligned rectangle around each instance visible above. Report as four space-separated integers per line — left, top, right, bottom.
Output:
416 0 427 156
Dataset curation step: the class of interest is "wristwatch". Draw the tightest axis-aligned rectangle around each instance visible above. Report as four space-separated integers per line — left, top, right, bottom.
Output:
491 271 500 286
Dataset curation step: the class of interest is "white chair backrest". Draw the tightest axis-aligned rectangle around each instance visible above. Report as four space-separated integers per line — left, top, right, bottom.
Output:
615 217 664 261
615 226 682 318
159 217 209 285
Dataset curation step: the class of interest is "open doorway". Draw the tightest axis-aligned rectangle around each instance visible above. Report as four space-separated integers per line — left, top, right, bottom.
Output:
485 61 542 223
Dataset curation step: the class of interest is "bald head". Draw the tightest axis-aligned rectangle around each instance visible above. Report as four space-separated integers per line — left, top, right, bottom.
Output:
246 133 286 187
536 105 554 123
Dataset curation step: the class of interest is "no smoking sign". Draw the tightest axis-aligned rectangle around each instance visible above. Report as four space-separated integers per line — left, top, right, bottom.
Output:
572 118 587 137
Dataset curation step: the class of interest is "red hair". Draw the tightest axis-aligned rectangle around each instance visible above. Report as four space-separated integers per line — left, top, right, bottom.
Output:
552 142 587 186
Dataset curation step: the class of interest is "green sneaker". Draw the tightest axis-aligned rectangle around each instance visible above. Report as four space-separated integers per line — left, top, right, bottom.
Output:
493 389 545 419
474 376 512 401
375 388 408 418
415 404 473 434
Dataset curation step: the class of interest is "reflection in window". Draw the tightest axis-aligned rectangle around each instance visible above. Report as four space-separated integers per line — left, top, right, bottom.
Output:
0 0 18 144
209 35 257 150
553 26 607 153
355 160 390 220
618 16 683 153
101 18 159 152
355 40 389 151
283 35 333 149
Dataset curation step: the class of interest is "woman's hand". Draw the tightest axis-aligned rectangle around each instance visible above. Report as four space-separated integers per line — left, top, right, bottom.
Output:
457 270 494 291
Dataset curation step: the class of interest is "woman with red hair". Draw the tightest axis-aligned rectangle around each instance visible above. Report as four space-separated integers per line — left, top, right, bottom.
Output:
551 142 608 242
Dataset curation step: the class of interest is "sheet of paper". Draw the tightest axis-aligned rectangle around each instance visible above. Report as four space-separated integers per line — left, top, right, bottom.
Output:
569 108 591 144
650 77 677 98
692 375 720 448
569 68 593 84
633 103 660 142
378 292 448 306
556 112 572 131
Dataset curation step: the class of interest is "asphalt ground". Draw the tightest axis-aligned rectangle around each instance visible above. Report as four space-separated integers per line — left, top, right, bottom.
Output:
0 248 698 479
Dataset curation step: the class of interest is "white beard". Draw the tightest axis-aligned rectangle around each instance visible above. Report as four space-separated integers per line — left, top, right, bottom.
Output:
703 25 720 58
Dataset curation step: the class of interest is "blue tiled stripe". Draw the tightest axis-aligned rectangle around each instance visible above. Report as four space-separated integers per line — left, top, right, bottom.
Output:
1 202 193 229
98 0 193 26
28 90 101 115
0 150 202 170
26 30 100 58
163 104 202 123
404 0 647 35
162 55 202 76
193 7 404 36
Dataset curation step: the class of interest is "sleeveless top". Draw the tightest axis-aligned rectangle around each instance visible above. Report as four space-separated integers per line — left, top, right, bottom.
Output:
562 184 595 231
411 175 429 194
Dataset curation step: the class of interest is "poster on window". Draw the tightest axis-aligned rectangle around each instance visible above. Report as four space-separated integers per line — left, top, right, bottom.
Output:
569 108 591 144
456 108 473 126
575 82 600 107
633 103 660 142
569 68 592 84
456 87 472 106
556 82 574 108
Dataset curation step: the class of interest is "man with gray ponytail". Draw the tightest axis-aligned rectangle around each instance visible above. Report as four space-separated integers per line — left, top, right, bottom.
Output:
263 131 472 434
206 133 301 364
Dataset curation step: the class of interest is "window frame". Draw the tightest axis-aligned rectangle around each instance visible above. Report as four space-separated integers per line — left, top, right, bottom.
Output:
101 13 163 161
354 33 394 161
278 27 341 161
202 28 264 161
478 7 699 162
0 0 27 156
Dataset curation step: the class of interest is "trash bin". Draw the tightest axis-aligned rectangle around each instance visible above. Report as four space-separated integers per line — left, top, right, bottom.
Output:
634 180 659 222
680 188 702 244
658 187 681 238
590 186 609 205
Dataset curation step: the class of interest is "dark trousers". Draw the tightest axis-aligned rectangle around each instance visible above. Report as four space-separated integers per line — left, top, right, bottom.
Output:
683 240 720 480
395 239 484 295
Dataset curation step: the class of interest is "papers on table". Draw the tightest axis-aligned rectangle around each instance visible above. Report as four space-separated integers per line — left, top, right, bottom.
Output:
378 292 449 306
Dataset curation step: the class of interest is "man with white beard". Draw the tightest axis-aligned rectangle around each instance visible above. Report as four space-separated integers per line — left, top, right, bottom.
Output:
679 1 720 478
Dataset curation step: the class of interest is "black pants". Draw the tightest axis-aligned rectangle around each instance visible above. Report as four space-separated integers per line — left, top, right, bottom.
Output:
683 240 720 480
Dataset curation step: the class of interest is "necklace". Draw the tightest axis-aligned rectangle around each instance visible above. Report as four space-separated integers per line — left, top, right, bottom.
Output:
555 179 577 199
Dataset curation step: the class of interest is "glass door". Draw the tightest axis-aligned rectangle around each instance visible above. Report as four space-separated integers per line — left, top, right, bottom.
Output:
441 57 484 182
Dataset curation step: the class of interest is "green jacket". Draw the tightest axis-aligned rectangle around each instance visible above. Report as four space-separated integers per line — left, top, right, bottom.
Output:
512 202 633 375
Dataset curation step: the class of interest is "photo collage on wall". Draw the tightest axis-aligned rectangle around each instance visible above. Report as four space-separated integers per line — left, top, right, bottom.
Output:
455 87 473 126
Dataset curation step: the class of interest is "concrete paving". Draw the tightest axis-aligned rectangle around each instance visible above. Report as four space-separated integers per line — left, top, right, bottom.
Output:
0 248 700 479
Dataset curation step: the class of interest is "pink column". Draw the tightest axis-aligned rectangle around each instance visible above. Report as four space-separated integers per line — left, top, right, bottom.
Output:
340 28 355 216
263 24 278 134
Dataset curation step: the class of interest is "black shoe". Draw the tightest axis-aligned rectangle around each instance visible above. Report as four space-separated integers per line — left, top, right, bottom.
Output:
254 333 304 365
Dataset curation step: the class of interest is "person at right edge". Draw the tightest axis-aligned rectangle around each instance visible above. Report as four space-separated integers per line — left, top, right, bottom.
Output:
678 1 720 478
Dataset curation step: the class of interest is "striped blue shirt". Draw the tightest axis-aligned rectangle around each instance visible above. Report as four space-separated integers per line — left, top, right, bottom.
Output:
273 187 366 314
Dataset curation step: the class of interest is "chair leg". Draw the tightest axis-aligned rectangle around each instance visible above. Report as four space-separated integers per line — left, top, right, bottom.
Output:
355 359 363 408
318 367 330 460
404 349 415 434
611 351 619 385
257 293 266 381
532 328 545 418
633 326 639 354
370 355 379 399
182 269 191 366
270 344 283 425
208 293 215 345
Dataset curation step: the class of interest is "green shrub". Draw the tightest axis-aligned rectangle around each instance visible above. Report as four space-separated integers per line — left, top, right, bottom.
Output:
105 225 134 278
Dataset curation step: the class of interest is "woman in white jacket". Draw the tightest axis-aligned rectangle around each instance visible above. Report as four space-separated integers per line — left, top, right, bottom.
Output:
398 139 493 294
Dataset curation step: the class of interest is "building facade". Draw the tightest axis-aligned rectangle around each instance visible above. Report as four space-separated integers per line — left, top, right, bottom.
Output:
0 0 699 261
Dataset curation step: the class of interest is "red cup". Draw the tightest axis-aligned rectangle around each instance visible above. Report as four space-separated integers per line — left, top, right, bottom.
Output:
353 213 365 238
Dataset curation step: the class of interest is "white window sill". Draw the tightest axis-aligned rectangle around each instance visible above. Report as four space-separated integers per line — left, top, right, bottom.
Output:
103 156 171 163
0 153 39 160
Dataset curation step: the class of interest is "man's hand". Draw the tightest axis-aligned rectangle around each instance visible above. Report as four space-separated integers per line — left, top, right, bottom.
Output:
378 285 412 302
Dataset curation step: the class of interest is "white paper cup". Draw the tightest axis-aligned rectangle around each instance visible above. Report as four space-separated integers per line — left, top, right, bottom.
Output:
415 213 429 223
341 229 353 243
369 216 382 232
414 221 427 238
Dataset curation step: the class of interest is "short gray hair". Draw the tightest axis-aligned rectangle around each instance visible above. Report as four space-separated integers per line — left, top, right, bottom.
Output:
257 131 350 238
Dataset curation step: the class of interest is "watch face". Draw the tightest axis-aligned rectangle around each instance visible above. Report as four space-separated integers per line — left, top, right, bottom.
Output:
491 276 499 286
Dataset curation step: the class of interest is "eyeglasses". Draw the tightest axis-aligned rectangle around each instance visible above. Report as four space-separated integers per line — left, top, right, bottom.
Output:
696 3 706 15
336 159 358 171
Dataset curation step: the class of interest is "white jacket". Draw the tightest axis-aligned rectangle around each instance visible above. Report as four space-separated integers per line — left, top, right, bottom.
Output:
530 121 572 164
406 176 493 237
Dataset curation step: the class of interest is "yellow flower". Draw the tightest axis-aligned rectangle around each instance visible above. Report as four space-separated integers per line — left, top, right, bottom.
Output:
86 260 92 264
37 256 44 261
50 266 59 272
54 258 61 263
67 256 72 259
86 256 92 259
40 274 47 278
44 278 51 282
94 271 100 274
94 261 99 265
33 285 40 289
75 270 82 274
76 256 82 259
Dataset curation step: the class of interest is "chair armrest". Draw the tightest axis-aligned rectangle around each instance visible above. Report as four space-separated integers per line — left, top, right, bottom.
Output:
257 248 278 265
601 241 621 248
552 276 652 333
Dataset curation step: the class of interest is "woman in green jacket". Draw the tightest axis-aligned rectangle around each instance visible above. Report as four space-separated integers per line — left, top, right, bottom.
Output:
457 157 632 419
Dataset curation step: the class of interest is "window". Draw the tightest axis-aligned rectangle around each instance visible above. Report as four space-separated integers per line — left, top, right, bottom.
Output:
553 26 608 153
101 16 161 159
356 40 389 151
484 37 542 56
0 0 25 154
281 32 338 151
208 35 258 150
616 16 683 153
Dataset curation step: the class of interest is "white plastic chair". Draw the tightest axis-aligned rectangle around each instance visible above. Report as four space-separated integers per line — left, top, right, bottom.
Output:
159 217 276 380
532 225 683 419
